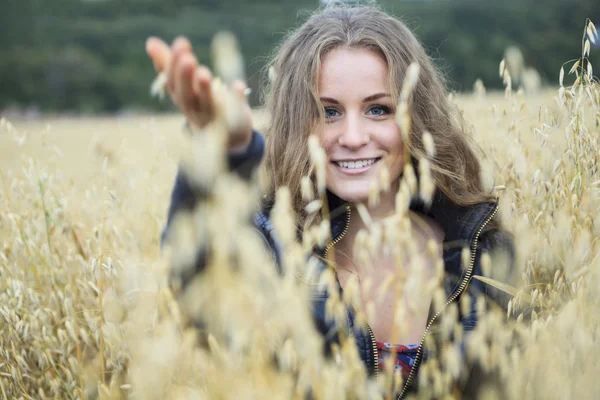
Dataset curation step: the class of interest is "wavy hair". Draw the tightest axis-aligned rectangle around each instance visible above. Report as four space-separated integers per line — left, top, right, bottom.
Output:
262 5 495 223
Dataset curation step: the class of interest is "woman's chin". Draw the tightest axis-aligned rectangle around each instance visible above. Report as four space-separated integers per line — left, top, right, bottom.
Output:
327 186 370 204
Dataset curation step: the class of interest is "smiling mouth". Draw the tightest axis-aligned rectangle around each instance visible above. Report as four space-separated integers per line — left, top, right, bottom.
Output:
332 157 382 172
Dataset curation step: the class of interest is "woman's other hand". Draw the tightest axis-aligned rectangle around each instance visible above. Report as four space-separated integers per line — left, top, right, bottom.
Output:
145 36 253 152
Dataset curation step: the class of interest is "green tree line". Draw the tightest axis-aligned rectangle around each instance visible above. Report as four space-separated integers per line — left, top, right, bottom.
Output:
1 0 598 113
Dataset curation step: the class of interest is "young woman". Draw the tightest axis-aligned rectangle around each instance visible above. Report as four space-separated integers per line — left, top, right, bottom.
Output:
148 5 514 397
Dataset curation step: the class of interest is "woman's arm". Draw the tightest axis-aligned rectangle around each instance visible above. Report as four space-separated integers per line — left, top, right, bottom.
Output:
146 36 261 286
146 34 257 242
161 129 265 247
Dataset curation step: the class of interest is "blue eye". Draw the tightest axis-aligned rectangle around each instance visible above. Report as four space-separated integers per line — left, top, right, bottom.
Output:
368 105 391 117
324 107 340 119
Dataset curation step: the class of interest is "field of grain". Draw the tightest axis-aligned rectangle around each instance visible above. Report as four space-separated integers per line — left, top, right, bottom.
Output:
1 64 599 399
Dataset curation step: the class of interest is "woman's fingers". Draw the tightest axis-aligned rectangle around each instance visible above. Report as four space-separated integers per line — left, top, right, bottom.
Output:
168 49 181 94
168 36 193 94
192 65 215 124
175 53 198 112
172 36 192 54
193 66 213 100
145 37 171 73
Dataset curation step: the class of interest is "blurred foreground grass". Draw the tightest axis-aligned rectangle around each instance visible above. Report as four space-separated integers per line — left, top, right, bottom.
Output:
1 88 600 399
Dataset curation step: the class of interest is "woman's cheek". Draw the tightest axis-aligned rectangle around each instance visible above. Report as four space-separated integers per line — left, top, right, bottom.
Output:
319 127 336 151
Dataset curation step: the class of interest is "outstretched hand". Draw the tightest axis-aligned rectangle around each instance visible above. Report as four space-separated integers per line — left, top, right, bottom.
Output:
145 36 253 151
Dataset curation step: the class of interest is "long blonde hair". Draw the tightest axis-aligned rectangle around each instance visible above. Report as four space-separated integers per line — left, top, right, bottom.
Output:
262 5 495 222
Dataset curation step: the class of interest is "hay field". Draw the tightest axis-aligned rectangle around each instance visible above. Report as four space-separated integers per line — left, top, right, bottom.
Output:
1 86 600 399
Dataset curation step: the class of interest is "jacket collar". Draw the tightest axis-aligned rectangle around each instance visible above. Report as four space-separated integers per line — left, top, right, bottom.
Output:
327 189 498 247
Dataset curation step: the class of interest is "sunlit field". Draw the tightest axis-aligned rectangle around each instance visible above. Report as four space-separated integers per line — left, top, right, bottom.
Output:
1 66 599 399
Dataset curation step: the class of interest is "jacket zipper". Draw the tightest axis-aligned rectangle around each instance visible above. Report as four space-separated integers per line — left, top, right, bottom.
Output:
323 205 351 260
366 323 380 377
324 206 380 378
396 201 499 399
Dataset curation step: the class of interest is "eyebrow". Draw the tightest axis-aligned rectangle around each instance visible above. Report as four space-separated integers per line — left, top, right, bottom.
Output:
319 93 392 104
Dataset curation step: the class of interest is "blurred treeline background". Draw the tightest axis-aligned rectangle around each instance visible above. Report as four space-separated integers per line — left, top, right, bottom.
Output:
1 0 598 114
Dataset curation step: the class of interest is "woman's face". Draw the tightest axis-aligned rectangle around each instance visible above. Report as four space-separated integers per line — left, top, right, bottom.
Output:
318 46 404 204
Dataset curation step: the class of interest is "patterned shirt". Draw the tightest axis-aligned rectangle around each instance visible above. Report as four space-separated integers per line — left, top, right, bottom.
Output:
376 341 420 379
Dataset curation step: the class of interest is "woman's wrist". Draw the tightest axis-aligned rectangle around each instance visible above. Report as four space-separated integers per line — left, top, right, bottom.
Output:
183 120 252 154
228 129 254 154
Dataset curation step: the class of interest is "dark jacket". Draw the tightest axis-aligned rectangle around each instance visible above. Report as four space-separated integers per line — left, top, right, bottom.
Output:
162 130 515 398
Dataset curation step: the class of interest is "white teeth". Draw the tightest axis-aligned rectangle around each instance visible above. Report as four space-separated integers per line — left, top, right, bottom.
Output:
335 158 378 169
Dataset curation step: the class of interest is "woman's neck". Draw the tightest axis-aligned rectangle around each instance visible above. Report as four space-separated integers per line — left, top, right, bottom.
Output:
350 188 397 233
336 188 444 260
336 189 397 254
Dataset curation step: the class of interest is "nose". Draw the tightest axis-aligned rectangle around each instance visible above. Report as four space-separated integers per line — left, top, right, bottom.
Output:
337 114 369 149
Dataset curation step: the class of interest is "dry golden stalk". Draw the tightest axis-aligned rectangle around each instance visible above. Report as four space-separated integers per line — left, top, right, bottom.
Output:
2 18 600 400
